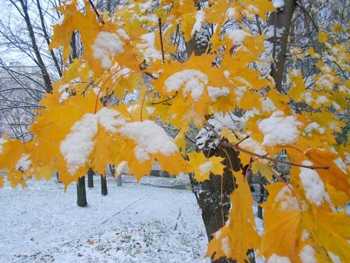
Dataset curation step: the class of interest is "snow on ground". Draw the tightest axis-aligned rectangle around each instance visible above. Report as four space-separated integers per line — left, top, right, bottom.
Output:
0 175 209 263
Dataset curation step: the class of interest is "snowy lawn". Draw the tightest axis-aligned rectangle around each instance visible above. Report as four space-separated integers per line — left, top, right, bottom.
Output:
0 176 209 263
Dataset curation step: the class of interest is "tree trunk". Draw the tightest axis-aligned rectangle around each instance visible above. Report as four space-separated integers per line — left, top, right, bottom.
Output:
101 174 108 196
87 168 94 188
198 145 241 263
267 0 297 92
76 176 87 207
18 0 52 93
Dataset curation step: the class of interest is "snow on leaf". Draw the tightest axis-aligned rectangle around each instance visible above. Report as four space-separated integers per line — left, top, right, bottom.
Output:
187 152 225 182
258 111 302 147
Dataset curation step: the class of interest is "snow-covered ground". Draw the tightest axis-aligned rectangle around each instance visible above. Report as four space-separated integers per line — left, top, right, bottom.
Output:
0 175 210 263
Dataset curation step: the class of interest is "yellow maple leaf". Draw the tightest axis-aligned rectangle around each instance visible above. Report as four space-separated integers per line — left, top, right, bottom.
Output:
207 173 260 262
187 152 225 182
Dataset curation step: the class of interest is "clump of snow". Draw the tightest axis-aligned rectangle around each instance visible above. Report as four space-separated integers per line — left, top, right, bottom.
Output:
226 7 236 17
300 245 316 263
60 114 98 174
59 90 69 103
199 161 213 175
302 230 310 241
304 122 325 137
0 137 6 154
226 29 249 45
234 86 247 103
328 251 342 263
221 237 231 256
192 10 205 36
120 120 178 162
258 111 302 147
137 32 162 61
275 186 300 210
240 137 267 156
15 154 31 172
260 97 277 113
165 70 208 101
299 161 326 206
207 86 230 101
97 108 125 133
273 0 285 9
91 32 126 69
267 254 291 263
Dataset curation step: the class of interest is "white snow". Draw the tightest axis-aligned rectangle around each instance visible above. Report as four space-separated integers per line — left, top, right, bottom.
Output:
299 161 327 206
221 237 231 256
15 154 32 172
165 70 208 101
97 108 125 133
226 7 236 17
302 230 310 241
260 97 277 113
137 32 162 62
59 90 69 103
192 10 205 36
0 177 209 263
119 120 179 162
227 29 249 45
207 86 230 101
60 114 98 174
258 111 302 147
199 161 213 175
275 186 300 210
267 254 291 263
272 0 285 9
0 137 6 154
91 32 126 69
304 122 325 136
328 251 342 263
299 245 316 263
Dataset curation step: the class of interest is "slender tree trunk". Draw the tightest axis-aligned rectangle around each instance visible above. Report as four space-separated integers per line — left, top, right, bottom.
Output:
267 0 297 92
77 176 87 207
35 0 62 78
17 0 52 93
87 168 94 188
101 174 108 196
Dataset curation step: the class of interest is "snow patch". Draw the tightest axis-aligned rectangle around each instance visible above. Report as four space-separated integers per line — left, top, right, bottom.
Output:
91 32 126 69
299 161 326 206
138 32 162 61
275 186 300 210
97 108 125 133
120 120 178 162
258 111 302 147
227 29 249 45
300 245 316 263
199 161 213 175
267 254 291 263
165 70 208 101
221 237 231 256
0 137 6 154
273 0 285 9
192 10 205 36
328 251 342 263
207 86 230 101
60 114 98 174
15 154 31 172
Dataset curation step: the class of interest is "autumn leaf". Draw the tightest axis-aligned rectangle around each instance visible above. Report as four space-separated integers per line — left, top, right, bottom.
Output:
187 152 225 182
207 173 260 262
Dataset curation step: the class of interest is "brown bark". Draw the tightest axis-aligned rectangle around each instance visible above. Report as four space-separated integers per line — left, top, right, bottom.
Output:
267 0 297 92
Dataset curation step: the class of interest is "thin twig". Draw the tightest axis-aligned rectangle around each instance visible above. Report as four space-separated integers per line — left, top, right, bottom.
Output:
88 0 105 25
206 124 329 170
158 18 165 63
151 91 178 105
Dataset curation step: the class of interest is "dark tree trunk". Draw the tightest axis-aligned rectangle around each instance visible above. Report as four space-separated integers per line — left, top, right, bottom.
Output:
101 174 108 196
18 0 52 93
76 176 87 207
267 0 297 92
87 168 94 188
198 145 241 263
